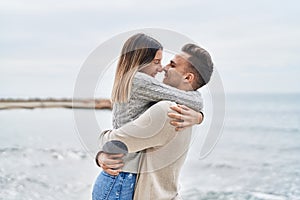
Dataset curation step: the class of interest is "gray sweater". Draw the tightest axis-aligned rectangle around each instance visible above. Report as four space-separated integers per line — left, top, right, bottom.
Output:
102 72 203 172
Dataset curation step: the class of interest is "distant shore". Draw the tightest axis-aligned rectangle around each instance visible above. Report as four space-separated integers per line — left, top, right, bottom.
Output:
0 98 112 110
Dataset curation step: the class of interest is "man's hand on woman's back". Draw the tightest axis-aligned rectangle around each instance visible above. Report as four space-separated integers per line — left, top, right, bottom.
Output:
96 152 125 176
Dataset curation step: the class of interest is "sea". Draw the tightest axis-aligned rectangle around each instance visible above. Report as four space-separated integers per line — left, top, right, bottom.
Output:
0 93 299 200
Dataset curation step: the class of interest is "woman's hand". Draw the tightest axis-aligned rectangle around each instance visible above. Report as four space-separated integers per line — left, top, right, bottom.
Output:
168 104 204 131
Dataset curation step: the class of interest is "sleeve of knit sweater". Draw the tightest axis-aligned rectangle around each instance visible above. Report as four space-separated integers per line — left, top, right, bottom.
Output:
132 72 203 112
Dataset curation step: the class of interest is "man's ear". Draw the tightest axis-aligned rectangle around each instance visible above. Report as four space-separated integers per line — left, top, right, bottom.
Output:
184 73 195 84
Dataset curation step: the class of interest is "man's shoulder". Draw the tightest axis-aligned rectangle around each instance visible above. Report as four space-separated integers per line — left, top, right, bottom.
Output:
155 100 176 108
147 101 177 116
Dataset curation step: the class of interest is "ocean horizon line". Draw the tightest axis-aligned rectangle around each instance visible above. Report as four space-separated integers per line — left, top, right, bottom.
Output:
0 91 299 100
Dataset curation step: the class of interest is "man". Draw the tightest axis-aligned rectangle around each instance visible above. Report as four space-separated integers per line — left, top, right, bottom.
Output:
96 43 213 199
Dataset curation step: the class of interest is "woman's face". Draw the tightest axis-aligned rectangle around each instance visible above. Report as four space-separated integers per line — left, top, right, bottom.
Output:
139 49 163 77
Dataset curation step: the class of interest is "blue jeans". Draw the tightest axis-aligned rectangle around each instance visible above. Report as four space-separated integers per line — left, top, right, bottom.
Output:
92 171 137 200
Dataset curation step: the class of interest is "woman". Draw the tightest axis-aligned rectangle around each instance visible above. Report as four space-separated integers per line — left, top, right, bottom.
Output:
92 33 203 200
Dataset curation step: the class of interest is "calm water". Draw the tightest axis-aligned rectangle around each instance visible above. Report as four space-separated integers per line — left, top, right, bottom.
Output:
0 94 299 200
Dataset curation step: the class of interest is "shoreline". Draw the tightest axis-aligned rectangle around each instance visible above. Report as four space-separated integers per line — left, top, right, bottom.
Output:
0 98 112 110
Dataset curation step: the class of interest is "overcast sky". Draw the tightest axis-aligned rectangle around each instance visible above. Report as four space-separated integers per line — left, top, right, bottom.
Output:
1 0 299 98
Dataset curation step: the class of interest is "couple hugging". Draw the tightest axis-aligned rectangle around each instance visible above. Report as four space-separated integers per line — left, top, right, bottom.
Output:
92 33 213 200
